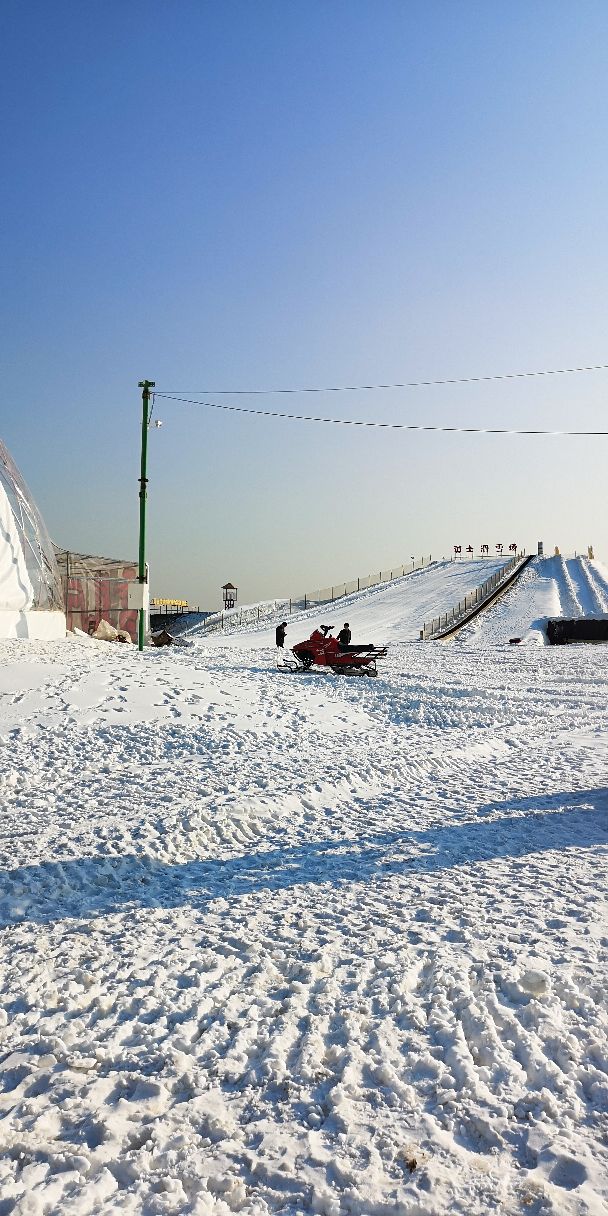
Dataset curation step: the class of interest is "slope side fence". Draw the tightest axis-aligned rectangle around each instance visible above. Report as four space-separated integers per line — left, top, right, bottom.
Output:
201 555 434 634
420 554 529 640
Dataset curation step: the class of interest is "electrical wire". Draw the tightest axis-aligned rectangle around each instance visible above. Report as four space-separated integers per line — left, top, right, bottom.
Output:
155 361 608 396
153 392 608 436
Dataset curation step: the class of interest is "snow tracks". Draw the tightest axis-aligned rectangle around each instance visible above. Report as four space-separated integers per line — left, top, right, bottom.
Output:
0 638 607 1214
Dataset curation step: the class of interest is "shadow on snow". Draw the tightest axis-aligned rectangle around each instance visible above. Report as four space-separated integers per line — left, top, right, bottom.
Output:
1 790 607 926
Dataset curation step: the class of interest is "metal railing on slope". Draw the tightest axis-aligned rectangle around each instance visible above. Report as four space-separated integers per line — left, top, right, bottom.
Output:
420 554 529 640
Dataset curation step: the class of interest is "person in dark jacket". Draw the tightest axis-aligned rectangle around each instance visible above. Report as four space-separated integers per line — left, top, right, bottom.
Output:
276 622 287 648
337 622 351 647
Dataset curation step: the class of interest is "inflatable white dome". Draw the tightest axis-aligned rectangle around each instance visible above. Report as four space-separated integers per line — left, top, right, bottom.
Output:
0 439 65 638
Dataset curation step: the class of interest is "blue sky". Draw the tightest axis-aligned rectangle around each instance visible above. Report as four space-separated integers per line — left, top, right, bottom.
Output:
2 1 607 607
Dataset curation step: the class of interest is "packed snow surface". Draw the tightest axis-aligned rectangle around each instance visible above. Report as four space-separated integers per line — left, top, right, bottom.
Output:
0 557 607 1215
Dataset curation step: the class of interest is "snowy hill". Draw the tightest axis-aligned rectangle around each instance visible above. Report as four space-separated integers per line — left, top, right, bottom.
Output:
196 555 608 651
195 558 509 647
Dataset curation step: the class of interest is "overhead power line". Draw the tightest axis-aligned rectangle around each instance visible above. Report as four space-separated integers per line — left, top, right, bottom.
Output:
153 392 608 436
155 361 608 396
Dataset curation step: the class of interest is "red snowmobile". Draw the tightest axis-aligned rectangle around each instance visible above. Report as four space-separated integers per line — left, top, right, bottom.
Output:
284 624 387 677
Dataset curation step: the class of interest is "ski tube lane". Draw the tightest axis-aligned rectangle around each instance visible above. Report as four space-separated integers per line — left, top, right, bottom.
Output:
589 558 608 599
563 557 602 617
553 557 582 617
582 559 608 613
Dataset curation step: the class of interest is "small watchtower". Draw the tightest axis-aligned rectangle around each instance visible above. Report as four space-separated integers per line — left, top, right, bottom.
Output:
222 582 237 610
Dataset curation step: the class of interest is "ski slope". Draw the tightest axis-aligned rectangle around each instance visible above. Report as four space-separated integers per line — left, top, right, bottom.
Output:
198 555 608 653
196 558 509 648
460 555 608 647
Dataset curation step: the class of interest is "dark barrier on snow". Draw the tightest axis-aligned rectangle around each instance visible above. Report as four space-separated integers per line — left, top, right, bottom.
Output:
546 618 608 645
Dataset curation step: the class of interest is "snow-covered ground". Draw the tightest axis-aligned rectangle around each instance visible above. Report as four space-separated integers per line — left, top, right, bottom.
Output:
1 559 607 1215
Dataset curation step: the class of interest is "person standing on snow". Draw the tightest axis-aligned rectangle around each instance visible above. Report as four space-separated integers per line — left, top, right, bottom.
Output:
338 622 351 647
276 622 287 649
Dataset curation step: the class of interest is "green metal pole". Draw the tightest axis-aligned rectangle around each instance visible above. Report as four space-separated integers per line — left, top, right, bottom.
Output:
137 380 155 651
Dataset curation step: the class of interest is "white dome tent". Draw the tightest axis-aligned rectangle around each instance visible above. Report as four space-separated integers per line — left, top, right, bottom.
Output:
0 439 65 639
